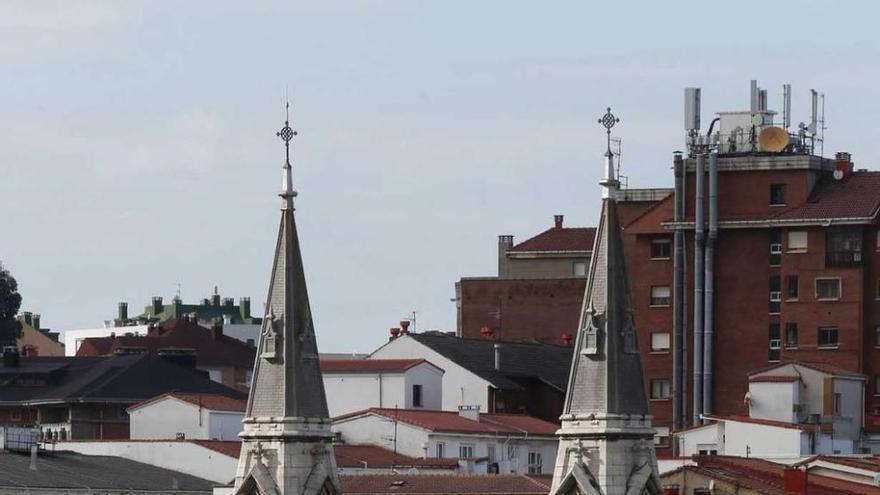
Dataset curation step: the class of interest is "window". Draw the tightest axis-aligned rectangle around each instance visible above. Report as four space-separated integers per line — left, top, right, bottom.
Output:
650 379 671 400
788 231 808 253
650 286 671 307
770 230 783 266
573 261 587 277
412 384 423 408
487 444 497 463
816 278 841 300
770 183 787 206
769 276 781 314
650 332 671 352
654 427 670 446
833 393 842 416
787 275 799 300
650 238 672 259
818 327 839 348
507 444 518 461
527 452 543 474
459 444 475 459
827 227 863 267
436 442 446 458
785 323 799 349
769 323 781 361
245 370 253 388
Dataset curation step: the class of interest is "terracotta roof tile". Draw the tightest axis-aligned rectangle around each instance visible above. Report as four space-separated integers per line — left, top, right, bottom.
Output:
334 408 558 436
320 359 437 373
189 440 242 458
508 227 596 253
773 172 880 221
334 444 459 469
340 473 550 494
128 392 246 412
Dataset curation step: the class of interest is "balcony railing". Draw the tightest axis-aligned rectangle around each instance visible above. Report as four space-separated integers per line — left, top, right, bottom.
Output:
826 250 862 267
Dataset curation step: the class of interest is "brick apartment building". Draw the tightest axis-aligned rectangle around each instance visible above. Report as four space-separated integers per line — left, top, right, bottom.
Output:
456 82 880 450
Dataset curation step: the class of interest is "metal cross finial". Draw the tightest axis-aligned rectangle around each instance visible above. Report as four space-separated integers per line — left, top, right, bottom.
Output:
598 107 619 155
276 102 297 165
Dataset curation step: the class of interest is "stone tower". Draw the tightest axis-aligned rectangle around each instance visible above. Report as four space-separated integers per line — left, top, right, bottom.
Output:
549 110 660 495
234 109 340 495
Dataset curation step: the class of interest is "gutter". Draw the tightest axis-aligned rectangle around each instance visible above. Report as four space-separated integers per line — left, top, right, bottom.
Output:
663 215 877 230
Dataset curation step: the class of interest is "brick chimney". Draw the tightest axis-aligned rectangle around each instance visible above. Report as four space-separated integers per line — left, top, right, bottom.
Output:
210 317 223 340
554 214 564 230
783 467 808 494
400 320 410 334
389 327 401 341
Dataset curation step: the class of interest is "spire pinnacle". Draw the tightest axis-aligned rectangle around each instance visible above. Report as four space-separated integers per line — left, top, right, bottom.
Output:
276 102 298 204
598 107 620 197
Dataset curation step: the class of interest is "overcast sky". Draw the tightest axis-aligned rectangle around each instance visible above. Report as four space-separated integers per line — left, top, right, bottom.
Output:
1 1 877 352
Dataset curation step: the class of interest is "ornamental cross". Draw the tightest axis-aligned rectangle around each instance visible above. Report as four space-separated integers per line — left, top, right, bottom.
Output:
598 107 619 155
276 102 298 165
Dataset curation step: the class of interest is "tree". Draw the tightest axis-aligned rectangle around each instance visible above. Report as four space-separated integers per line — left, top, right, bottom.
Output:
0 262 22 348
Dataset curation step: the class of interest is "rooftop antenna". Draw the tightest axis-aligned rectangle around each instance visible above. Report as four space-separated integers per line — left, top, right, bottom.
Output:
819 92 826 157
750 80 759 114
612 137 627 189
809 89 818 134
782 84 792 129
175 283 182 300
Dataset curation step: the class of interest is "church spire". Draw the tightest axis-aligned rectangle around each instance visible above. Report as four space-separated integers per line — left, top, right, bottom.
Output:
549 109 660 495
234 106 340 495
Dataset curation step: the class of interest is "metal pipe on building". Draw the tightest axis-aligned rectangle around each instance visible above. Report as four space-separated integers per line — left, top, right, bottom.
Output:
702 151 718 417
672 152 686 431
692 153 706 426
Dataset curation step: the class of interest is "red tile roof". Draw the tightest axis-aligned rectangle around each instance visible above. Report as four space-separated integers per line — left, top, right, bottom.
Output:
797 454 880 472
334 444 459 469
704 414 831 433
190 440 242 458
773 172 880 221
76 318 255 368
128 392 247 412
748 360 865 379
335 408 559 436
676 456 880 495
749 375 801 383
508 227 596 253
320 359 438 373
340 473 550 494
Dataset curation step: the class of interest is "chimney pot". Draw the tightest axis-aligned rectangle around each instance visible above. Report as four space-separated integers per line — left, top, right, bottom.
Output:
389 327 401 341
32 314 41 330
554 215 564 230
400 320 410 334
118 302 129 323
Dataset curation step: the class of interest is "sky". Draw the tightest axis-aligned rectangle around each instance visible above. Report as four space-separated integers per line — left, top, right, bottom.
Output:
2 1 878 353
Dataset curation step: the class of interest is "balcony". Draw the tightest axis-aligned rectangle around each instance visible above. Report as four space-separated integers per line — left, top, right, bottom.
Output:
826 250 862 267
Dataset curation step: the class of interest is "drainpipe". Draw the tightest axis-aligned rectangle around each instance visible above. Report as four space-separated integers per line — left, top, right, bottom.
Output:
693 153 706 425
672 152 686 432
702 151 718 417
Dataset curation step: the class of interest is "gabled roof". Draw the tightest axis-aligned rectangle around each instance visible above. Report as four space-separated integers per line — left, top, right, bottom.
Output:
340 473 550 494
702 414 831 432
748 360 866 380
796 455 880 473
395 333 572 392
0 354 246 406
334 408 559 436
749 375 801 383
320 359 440 374
509 227 596 253
76 318 255 368
334 444 459 469
673 456 880 495
128 392 247 413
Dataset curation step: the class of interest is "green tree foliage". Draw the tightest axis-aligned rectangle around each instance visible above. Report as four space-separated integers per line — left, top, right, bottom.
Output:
0 262 23 347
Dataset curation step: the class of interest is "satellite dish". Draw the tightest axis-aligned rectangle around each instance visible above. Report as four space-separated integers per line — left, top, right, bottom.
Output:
833 169 844 181
758 126 790 152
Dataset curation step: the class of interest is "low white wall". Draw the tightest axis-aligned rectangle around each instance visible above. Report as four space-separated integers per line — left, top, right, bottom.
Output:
130 398 208 440
54 441 236 484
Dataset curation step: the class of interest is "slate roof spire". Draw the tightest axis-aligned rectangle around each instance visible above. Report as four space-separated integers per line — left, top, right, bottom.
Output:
549 109 660 495
234 105 340 495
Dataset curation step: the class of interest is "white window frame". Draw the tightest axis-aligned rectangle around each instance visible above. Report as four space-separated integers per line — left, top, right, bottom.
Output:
650 286 671 307
650 238 672 260
527 451 543 474
650 332 671 353
436 442 446 458
788 231 808 253
650 379 671 400
818 326 839 349
816 277 842 301
459 444 475 459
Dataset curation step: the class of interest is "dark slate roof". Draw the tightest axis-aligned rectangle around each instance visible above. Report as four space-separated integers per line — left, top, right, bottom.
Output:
0 451 215 492
509 227 596 253
0 354 247 406
407 333 572 392
76 318 256 367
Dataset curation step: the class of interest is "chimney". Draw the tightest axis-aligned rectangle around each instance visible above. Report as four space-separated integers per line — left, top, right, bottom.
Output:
31 314 40 330
3 346 20 368
22 311 32 327
494 343 501 370
389 327 401 341
834 151 854 180
211 293 221 307
497 235 514 278
457 405 481 422
400 320 410 334
118 302 128 323
223 297 234 308
151 296 164 316
561 332 573 346
554 214 564 230
480 326 494 340
210 317 223 340
29 445 38 471
783 467 808 494
239 297 251 320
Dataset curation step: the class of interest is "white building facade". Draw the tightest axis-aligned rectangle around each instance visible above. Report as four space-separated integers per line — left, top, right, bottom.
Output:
128 393 245 441
321 359 443 417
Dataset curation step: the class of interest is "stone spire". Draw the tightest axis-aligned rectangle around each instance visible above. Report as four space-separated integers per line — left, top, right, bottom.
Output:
234 106 340 495
549 109 660 495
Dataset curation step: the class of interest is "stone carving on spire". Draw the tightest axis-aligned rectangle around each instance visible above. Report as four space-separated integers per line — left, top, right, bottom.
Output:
549 109 661 495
